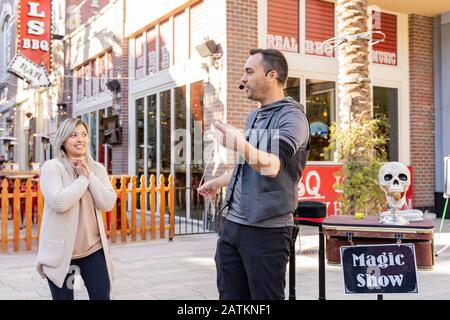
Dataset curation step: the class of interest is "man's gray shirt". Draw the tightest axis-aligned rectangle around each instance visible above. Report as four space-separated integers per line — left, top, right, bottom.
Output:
224 97 310 227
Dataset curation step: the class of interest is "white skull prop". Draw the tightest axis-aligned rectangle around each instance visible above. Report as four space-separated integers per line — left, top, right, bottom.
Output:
378 162 411 210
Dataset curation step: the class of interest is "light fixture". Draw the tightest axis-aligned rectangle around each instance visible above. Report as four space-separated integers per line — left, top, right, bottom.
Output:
195 39 223 69
106 79 120 92
195 40 219 58
106 80 121 111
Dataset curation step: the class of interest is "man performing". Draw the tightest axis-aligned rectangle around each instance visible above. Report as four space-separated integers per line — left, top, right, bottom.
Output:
198 48 310 300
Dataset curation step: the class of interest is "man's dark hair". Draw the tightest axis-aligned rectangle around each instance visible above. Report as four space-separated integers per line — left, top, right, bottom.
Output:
249 48 288 86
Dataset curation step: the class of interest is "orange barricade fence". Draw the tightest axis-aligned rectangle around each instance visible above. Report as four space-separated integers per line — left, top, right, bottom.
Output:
0 174 175 253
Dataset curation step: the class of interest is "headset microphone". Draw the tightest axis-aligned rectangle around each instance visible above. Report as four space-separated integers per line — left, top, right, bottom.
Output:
239 84 244 90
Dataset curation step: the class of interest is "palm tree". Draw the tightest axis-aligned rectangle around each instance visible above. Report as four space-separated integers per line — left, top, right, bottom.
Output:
331 0 388 215
336 0 372 129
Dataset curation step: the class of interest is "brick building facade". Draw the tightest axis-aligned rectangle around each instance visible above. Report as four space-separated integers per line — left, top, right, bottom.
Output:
60 0 450 220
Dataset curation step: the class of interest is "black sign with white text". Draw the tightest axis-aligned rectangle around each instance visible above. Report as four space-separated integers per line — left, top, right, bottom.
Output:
340 243 419 294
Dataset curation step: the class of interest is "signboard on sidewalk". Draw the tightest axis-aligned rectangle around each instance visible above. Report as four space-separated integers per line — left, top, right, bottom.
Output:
340 243 418 294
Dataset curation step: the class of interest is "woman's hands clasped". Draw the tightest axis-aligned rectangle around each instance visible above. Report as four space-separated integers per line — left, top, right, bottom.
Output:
71 158 90 177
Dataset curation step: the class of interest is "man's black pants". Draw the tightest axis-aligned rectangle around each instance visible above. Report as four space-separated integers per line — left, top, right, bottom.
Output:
215 219 293 300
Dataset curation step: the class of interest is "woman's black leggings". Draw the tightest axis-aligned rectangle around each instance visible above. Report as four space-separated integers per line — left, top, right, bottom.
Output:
47 248 110 300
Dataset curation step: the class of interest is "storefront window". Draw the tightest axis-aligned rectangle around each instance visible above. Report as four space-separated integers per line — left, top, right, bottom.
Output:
77 67 83 102
174 86 187 216
174 11 188 65
306 79 335 161
99 54 106 93
107 52 113 81
284 77 300 102
147 28 157 75
135 98 145 179
89 112 97 160
135 34 144 78
147 94 157 176
98 109 113 173
159 20 171 70
160 90 171 172
84 63 91 98
81 114 89 132
133 83 205 221
190 81 204 220
92 59 99 96
373 86 398 161
98 109 105 162
0 16 11 79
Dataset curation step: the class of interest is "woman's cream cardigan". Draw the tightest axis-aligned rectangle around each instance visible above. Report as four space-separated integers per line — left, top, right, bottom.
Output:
36 158 117 289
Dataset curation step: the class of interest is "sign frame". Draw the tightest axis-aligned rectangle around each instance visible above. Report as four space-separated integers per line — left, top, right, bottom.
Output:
340 243 419 295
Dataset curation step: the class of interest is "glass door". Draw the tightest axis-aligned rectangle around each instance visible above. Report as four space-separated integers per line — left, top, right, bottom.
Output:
174 86 187 218
189 81 204 221
306 79 336 161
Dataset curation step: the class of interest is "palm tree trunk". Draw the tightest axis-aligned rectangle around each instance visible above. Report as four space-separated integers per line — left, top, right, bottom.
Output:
336 0 372 130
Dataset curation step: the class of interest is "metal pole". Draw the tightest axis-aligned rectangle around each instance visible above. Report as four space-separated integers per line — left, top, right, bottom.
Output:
289 226 299 300
435 198 449 257
319 224 326 300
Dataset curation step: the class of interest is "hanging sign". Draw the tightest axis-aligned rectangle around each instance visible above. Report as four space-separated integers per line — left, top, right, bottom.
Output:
8 0 52 86
7 53 50 87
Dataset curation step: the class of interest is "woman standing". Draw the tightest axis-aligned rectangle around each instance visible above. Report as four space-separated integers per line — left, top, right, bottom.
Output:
36 118 117 300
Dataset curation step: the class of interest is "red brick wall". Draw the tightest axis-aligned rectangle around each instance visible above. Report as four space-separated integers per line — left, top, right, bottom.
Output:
409 14 435 208
226 0 259 130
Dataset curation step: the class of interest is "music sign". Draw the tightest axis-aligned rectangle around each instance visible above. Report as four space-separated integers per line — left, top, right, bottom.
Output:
340 244 418 294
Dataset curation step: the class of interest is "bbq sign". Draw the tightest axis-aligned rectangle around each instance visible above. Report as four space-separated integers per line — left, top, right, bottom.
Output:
340 244 418 294
8 0 51 87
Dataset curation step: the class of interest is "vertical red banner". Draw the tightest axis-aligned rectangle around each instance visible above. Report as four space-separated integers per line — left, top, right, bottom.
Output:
267 0 299 53
18 0 52 71
372 11 397 66
305 0 335 57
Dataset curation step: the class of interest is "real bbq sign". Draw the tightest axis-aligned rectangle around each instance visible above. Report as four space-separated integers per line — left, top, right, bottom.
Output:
8 0 51 87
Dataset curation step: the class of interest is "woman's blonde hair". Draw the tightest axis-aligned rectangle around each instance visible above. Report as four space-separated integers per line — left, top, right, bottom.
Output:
53 118 96 175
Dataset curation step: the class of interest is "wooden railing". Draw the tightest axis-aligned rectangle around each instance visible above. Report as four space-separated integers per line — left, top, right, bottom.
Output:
0 174 175 253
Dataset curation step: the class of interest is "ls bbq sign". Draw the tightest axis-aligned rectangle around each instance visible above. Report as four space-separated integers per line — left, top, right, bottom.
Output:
8 0 51 87
340 244 418 294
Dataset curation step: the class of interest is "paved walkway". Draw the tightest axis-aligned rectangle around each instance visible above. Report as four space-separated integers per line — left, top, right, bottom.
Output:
1 218 450 300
